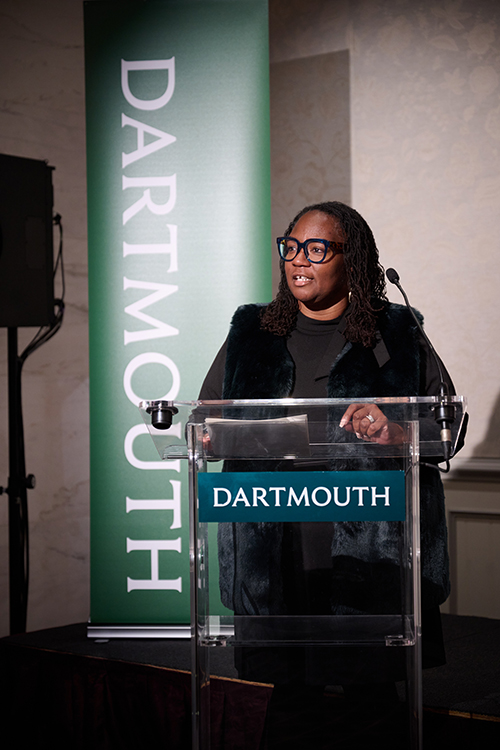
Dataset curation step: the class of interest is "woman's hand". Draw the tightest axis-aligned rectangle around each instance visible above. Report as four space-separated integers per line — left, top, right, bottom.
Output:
339 403 405 445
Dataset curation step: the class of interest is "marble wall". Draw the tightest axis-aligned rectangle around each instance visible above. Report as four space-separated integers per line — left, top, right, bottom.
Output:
0 0 499 636
0 0 88 635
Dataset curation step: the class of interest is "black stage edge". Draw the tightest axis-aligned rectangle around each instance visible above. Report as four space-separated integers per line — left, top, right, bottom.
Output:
1 614 499 749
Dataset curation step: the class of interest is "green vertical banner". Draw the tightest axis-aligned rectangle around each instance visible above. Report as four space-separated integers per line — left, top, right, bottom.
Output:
84 0 271 628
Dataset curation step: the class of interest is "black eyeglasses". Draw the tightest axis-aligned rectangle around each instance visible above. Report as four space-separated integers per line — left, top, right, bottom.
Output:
276 236 345 264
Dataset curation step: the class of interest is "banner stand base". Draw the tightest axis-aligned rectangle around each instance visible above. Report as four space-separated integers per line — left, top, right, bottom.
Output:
87 624 190 639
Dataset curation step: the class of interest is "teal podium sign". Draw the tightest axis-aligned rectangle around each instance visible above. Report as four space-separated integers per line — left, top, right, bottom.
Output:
85 1 271 627
198 470 406 522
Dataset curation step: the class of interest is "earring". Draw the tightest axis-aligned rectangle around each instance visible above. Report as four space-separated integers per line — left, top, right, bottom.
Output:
348 290 352 303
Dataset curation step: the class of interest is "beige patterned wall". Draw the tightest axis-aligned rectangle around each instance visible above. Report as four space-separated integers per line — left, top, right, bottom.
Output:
270 49 351 291
270 0 500 463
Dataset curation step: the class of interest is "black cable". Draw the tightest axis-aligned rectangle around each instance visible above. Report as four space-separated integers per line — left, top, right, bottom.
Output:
420 458 450 474
52 213 65 300
20 215 65 367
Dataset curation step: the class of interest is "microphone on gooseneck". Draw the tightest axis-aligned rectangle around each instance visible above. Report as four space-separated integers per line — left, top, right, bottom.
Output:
386 268 455 464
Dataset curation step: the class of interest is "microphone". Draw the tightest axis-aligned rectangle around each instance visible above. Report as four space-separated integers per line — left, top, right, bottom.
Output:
386 267 400 285
386 268 455 463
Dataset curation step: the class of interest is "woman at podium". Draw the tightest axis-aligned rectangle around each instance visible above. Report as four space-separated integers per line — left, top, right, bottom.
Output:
199 200 456 746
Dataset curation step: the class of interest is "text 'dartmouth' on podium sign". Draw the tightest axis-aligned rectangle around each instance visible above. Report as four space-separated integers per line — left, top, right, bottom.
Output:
197 470 405 522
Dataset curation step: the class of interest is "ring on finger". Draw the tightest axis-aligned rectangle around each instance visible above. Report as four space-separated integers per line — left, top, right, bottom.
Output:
365 414 375 424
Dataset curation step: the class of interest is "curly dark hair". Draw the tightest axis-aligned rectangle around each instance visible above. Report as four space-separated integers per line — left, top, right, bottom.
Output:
260 201 387 347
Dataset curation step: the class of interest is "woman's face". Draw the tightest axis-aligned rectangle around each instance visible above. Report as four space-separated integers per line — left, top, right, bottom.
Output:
284 210 349 319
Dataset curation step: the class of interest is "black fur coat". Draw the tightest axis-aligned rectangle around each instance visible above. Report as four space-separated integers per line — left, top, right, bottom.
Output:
217 302 450 616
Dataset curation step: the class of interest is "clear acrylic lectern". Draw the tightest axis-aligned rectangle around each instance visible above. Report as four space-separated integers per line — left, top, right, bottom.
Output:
139 396 467 750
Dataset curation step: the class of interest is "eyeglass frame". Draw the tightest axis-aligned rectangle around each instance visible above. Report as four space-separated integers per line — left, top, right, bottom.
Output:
276 236 345 264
